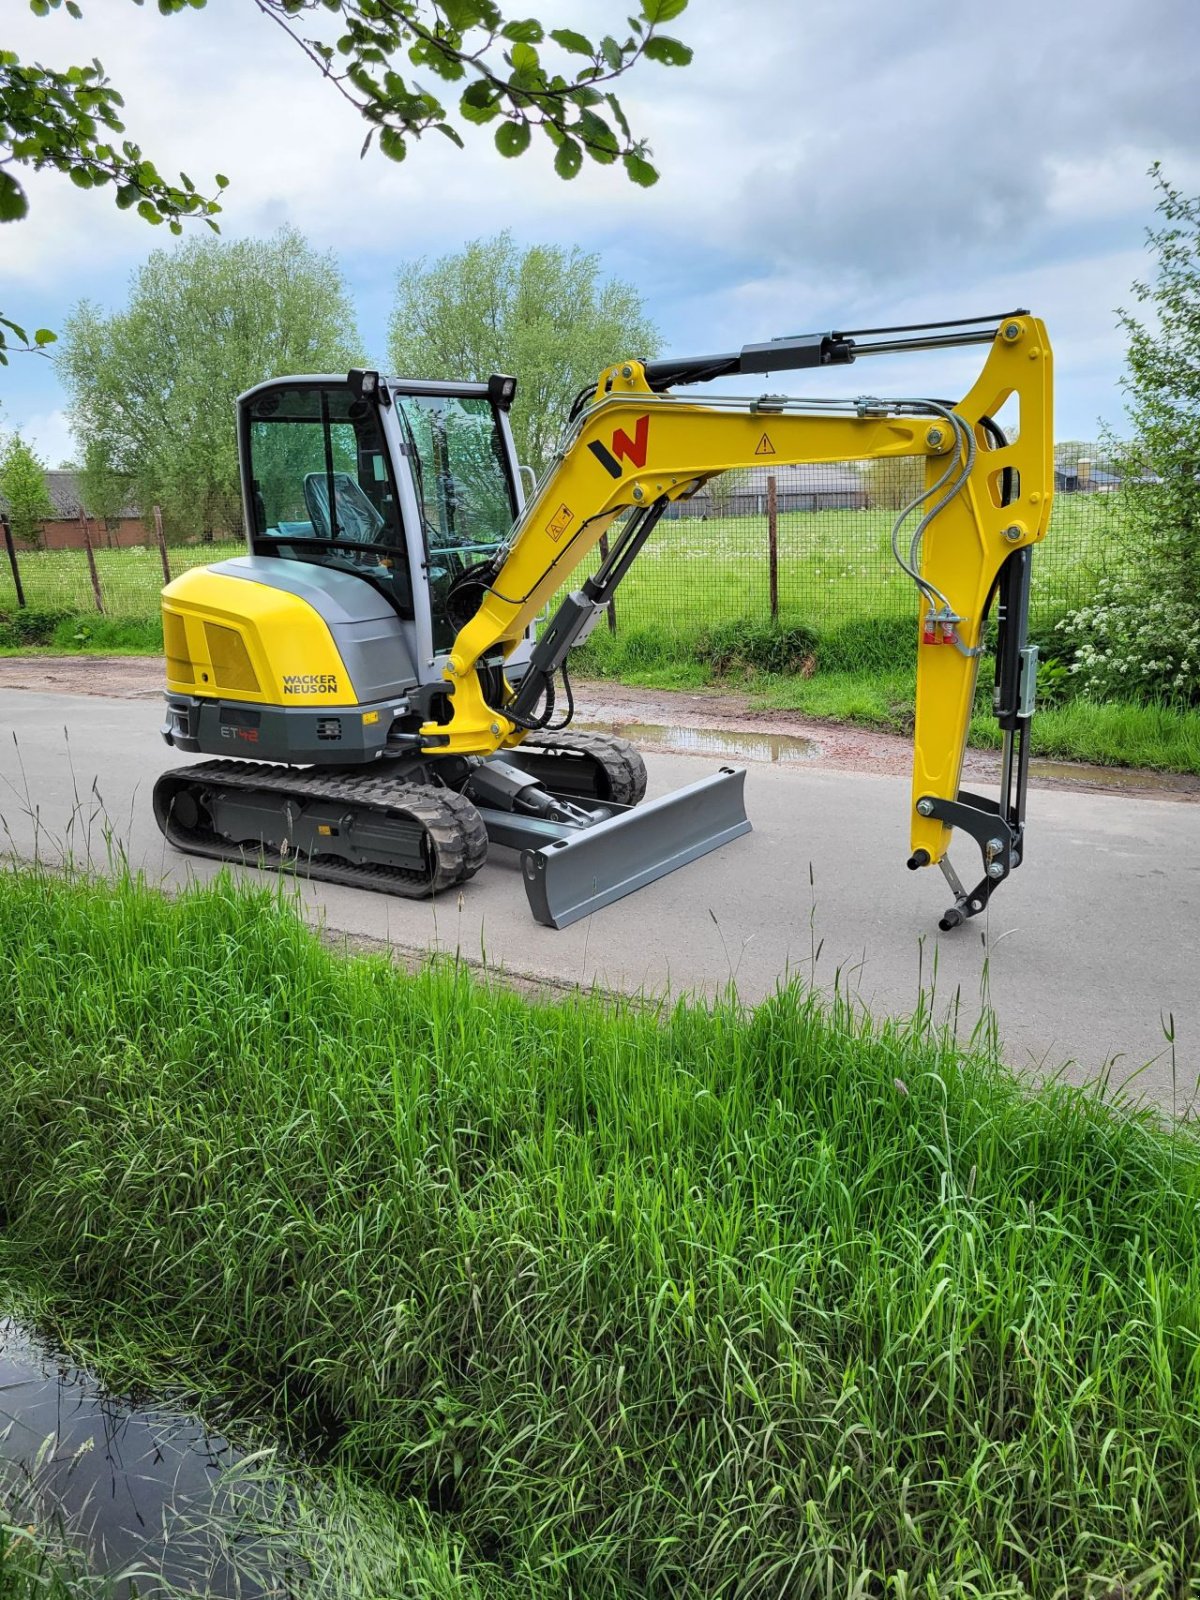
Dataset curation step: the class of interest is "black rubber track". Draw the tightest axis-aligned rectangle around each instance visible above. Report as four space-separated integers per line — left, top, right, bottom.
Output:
153 760 488 898
513 729 648 807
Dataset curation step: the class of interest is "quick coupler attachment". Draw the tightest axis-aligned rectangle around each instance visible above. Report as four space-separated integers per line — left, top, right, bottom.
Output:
912 789 1024 931
520 766 751 929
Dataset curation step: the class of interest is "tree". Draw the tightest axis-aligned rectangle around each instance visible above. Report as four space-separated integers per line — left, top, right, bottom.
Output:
1114 167 1200 605
0 430 55 546
77 434 129 526
862 455 924 511
1059 167 1200 704
3 0 691 362
388 232 660 474
59 227 363 542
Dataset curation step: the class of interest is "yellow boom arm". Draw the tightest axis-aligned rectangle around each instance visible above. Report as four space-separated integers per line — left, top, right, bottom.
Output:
426 313 1053 926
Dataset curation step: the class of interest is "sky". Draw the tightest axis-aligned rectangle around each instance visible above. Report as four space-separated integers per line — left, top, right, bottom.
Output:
3 0 1198 465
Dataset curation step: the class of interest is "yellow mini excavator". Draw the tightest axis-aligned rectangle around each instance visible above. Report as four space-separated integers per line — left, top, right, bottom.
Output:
155 310 1052 929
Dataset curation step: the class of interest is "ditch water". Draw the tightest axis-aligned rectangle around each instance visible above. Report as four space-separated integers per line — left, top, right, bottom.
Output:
0 1315 279 1596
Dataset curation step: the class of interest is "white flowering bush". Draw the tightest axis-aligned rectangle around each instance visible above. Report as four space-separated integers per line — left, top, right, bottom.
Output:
1059 575 1200 704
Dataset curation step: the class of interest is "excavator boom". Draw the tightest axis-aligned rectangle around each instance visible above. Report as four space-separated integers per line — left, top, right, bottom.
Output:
430 312 1053 928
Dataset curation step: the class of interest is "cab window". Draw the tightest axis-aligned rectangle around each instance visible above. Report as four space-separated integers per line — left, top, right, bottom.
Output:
394 394 517 649
245 385 413 615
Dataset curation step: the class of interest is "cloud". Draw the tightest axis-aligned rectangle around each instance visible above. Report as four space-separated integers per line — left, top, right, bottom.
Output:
2 0 1198 439
8 410 76 467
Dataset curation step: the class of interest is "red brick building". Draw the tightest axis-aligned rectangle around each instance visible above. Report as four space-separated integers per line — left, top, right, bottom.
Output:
1 470 150 549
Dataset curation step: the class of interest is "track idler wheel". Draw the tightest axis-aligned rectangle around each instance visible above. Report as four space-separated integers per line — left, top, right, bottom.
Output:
510 729 648 807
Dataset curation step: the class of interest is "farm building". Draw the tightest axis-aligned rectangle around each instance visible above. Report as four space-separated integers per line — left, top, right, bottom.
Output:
0 470 148 549
1053 459 1123 494
663 463 867 519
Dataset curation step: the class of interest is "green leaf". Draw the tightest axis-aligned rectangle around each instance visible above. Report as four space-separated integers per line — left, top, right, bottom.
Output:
215 173 229 188
622 149 658 186
114 183 139 209
460 81 500 123
605 91 631 139
494 120 531 158
577 109 618 160
65 1 83 16
136 198 163 222
641 0 688 19
600 35 623 70
0 171 29 222
549 27 593 55
30 0 51 14
69 167 94 189
642 34 692 65
33 328 57 345
509 41 539 73
379 125 407 161
501 19 543 43
554 137 582 179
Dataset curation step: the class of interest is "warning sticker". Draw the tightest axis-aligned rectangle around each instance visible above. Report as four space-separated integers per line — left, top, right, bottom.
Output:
546 503 574 542
755 433 776 456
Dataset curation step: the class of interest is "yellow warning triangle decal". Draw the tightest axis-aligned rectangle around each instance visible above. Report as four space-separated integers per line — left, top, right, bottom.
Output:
755 433 776 456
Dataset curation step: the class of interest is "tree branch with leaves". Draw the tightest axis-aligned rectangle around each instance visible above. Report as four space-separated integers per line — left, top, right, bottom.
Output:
247 0 691 183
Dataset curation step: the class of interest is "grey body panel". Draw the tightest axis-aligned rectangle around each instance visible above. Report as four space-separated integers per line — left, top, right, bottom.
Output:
209 556 420 701
162 693 409 765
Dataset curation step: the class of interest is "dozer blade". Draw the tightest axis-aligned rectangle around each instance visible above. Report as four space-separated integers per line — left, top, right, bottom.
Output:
520 766 750 929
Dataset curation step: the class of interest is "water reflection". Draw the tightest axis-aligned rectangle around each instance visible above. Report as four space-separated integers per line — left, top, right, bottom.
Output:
576 719 817 764
0 1316 272 1596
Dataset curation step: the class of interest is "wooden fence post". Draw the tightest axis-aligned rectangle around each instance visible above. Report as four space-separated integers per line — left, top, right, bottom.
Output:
2 515 26 608
79 509 105 614
153 505 172 584
597 529 617 634
767 474 779 621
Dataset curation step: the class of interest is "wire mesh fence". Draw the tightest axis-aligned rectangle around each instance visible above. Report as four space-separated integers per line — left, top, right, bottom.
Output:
568 465 1123 637
1 465 1123 638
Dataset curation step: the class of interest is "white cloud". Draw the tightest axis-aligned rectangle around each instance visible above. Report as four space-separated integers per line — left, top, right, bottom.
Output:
2 0 1198 439
7 409 77 467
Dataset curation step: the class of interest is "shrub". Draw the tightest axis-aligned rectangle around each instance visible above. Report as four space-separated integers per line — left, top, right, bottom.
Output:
0 605 77 647
693 620 818 676
1058 575 1200 705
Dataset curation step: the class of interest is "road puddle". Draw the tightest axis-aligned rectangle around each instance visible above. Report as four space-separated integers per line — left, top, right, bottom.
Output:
577 718 1197 797
577 719 817 764
1026 758 1198 795
0 1315 275 1596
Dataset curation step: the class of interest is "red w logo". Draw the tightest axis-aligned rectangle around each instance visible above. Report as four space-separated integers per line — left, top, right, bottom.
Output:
611 414 650 469
586 414 651 480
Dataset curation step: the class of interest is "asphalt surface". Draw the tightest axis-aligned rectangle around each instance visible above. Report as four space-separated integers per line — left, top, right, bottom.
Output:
2 689 1197 1105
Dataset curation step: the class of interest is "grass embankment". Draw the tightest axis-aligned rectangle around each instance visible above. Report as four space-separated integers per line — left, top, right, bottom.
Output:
2 868 1200 1596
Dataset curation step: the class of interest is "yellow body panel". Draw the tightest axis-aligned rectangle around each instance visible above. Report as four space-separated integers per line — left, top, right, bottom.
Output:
162 568 355 705
425 316 1053 868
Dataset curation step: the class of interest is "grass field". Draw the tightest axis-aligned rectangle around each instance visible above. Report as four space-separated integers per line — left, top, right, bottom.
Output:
3 865 1200 1597
0 497 1116 630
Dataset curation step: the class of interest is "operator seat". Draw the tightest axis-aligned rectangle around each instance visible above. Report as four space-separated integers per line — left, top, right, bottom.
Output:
303 472 386 544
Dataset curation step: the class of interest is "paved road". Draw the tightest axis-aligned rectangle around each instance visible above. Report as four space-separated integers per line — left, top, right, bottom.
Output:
2 690 1197 1104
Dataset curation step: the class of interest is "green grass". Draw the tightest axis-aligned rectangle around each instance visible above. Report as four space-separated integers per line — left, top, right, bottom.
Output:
0 1482 109 1600
0 499 1113 633
0 541 242 624
2 866 1200 1597
596 495 1115 635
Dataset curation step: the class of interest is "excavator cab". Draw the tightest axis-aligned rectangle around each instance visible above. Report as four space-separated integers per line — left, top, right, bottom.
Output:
238 373 526 659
